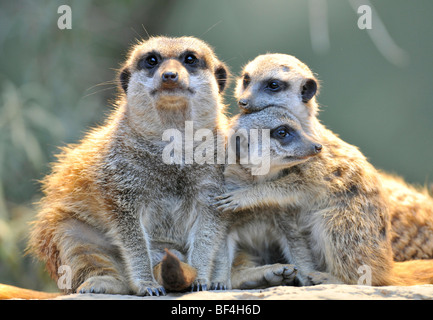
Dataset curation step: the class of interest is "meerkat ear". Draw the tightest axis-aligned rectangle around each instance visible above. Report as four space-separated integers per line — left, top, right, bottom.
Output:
301 78 317 103
215 63 228 93
119 67 131 93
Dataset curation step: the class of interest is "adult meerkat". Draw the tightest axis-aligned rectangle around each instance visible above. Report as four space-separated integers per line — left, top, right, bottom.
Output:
216 53 433 286
27 36 231 296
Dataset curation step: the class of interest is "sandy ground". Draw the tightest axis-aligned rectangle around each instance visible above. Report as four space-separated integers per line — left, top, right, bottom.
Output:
51 284 433 300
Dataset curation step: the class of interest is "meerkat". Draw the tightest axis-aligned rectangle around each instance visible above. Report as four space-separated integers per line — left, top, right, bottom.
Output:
215 53 433 286
216 107 333 288
27 36 232 296
235 53 433 264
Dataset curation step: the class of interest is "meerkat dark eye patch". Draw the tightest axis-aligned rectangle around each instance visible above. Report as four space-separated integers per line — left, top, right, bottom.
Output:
145 55 158 67
215 65 228 92
243 74 251 89
119 68 131 93
179 51 206 71
271 125 290 139
264 79 288 93
301 79 317 103
184 53 198 65
137 51 162 71
271 125 295 145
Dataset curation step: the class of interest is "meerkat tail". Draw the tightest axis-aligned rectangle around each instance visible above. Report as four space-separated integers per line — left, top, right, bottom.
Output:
0 284 61 300
390 260 433 285
153 249 197 292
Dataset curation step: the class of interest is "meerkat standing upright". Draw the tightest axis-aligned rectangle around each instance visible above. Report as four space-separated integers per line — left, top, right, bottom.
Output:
216 53 433 286
28 36 231 296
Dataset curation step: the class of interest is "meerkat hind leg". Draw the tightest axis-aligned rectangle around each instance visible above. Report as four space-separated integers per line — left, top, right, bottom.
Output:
57 219 132 295
232 264 298 289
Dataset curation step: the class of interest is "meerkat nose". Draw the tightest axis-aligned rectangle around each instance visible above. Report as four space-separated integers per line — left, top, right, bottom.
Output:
238 99 249 111
162 71 179 83
314 144 323 153
238 99 248 106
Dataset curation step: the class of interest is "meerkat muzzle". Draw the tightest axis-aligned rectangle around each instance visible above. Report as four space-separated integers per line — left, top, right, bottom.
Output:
162 71 179 83
159 59 189 91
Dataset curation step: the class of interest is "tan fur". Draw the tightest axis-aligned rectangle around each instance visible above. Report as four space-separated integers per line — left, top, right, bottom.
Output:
220 53 433 286
391 259 433 285
380 173 433 261
0 284 60 300
26 36 231 296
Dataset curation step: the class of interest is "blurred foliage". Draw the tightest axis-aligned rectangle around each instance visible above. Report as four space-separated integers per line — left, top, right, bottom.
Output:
0 0 432 291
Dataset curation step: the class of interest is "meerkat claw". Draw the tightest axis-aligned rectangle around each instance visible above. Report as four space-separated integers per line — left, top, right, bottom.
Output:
214 194 231 201
191 280 208 292
211 282 227 290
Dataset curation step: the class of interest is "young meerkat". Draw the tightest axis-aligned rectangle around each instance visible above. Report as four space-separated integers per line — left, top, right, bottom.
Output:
28 36 231 296
216 53 433 286
217 107 329 288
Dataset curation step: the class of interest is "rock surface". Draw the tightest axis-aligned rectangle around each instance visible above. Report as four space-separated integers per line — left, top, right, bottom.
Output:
52 284 433 300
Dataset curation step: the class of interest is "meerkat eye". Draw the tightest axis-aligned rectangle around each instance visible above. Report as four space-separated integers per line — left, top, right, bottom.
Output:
243 74 251 89
145 55 158 67
268 80 281 92
184 54 198 65
277 127 288 137
271 126 292 140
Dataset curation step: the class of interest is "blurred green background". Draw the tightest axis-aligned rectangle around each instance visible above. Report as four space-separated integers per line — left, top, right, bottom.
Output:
0 0 432 291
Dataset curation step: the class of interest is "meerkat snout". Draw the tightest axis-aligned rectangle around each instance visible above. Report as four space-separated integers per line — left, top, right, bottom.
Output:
238 98 264 113
238 99 253 114
301 141 322 158
238 99 249 107
162 71 179 83
158 59 189 91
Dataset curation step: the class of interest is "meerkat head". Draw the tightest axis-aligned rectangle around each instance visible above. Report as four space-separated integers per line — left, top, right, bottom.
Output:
235 54 320 137
232 106 322 176
118 36 229 133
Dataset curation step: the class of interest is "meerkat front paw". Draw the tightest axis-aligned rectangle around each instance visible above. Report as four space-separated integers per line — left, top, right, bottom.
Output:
214 193 240 212
134 280 166 296
77 275 130 295
214 190 248 212
303 271 342 286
